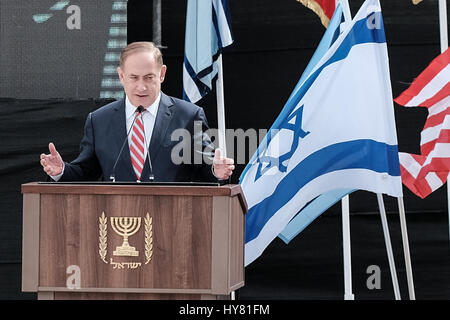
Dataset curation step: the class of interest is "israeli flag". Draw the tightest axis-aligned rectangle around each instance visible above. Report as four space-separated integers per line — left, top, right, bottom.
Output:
278 3 351 244
240 0 403 266
183 0 233 103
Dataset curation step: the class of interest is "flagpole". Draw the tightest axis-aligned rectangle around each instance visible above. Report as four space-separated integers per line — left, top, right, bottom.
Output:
338 0 354 301
376 194 401 299
216 54 228 157
447 172 450 246
216 52 232 299
152 0 162 47
341 195 354 300
339 0 352 22
397 197 416 299
438 0 450 245
439 0 448 52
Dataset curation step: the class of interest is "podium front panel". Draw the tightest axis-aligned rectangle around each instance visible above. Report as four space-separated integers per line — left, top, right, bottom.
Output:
22 183 246 297
39 194 212 290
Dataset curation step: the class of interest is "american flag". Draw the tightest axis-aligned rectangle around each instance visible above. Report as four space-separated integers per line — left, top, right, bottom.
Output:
296 0 336 27
395 49 450 198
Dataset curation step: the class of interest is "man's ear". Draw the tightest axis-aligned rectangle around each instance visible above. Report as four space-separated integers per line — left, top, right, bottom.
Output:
117 66 125 84
160 65 167 82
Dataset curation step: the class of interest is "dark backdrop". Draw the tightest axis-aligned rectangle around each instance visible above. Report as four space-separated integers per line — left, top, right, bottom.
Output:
0 0 447 299
0 0 115 99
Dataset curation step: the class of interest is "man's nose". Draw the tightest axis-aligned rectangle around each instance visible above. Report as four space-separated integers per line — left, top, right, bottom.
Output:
136 80 147 91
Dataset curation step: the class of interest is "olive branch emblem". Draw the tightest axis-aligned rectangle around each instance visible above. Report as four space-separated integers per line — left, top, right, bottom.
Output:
99 212 108 263
144 213 153 264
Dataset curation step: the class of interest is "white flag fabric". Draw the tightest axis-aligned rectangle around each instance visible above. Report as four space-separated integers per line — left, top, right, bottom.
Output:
183 0 233 103
240 0 403 266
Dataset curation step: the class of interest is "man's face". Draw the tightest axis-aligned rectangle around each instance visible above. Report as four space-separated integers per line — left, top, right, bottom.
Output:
117 51 167 108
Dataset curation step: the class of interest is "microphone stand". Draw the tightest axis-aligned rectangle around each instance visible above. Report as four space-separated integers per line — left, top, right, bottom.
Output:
109 106 145 182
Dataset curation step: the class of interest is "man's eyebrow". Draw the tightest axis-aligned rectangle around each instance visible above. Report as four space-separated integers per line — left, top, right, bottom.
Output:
129 73 155 77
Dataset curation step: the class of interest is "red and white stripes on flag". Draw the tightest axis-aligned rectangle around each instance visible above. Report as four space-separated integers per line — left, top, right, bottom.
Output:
395 48 450 198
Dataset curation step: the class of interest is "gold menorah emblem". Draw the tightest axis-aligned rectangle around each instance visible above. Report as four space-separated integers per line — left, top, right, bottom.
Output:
110 216 141 257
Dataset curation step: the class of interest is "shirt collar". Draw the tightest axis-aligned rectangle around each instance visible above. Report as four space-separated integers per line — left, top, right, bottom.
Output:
125 93 161 119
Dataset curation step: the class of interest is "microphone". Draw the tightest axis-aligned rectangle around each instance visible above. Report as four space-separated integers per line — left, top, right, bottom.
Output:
139 108 155 182
109 105 145 182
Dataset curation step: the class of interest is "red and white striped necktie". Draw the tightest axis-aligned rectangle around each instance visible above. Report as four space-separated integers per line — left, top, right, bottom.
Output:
130 112 146 180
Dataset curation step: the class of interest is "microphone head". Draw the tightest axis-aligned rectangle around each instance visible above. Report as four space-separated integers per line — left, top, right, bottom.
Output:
137 105 144 113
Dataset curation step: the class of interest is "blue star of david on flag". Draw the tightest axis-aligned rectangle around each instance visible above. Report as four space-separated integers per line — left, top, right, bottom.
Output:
255 105 310 181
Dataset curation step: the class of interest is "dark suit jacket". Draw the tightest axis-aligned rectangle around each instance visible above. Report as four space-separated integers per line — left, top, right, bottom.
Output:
60 93 217 182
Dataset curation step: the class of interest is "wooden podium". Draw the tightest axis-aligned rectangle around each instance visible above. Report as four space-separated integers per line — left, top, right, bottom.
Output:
21 182 247 300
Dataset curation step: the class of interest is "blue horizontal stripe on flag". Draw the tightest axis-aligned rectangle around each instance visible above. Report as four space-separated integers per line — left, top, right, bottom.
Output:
240 14 387 182
245 139 400 243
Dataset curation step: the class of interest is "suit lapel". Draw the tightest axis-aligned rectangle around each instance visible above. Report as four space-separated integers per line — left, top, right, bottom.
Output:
111 99 136 179
141 93 174 180
150 93 174 154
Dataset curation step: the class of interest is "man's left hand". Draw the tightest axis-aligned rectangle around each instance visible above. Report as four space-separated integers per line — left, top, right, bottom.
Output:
213 148 234 180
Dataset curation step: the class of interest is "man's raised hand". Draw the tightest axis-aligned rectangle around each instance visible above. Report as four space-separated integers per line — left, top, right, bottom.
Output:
40 142 63 176
213 148 235 180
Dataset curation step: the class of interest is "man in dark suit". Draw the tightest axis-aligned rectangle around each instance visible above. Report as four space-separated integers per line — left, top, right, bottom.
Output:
40 42 234 182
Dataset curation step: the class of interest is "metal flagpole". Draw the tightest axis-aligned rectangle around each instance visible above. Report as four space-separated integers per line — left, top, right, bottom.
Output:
397 197 416 299
152 0 168 50
216 50 230 301
447 170 450 246
152 0 162 47
340 0 352 21
439 0 448 52
376 194 401 299
341 195 354 300
338 0 354 300
217 50 234 301
216 54 228 157
438 0 449 245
